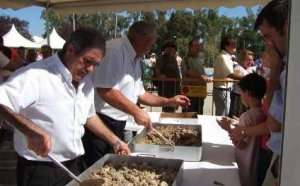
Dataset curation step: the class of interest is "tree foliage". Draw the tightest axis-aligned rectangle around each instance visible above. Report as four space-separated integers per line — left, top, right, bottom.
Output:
1 7 264 67
0 15 32 40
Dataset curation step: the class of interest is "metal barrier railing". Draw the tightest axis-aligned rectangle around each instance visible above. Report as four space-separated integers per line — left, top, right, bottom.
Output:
142 77 238 115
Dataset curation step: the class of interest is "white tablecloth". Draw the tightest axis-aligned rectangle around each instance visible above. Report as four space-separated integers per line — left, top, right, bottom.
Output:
126 113 241 186
181 115 241 186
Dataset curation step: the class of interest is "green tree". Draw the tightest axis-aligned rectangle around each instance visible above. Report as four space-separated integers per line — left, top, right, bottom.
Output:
0 15 32 40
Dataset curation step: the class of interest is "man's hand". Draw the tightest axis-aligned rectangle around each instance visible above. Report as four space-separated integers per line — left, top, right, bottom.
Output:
27 129 51 157
168 95 190 108
200 75 213 83
112 140 131 155
133 109 152 129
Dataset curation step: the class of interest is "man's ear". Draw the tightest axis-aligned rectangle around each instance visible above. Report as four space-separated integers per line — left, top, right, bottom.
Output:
65 44 75 56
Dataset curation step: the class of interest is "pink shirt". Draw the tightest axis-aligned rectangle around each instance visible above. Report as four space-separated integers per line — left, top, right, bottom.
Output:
235 107 265 186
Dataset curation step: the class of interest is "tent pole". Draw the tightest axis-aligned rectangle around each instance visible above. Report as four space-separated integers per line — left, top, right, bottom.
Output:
46 0 50 46
114 13 118 38
72 12 76 31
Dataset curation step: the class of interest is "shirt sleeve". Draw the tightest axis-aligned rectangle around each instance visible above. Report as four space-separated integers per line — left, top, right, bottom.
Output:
91 48 122 90
0 68 39 113
0 52 10 68
269 90 284 124
222 55 234 77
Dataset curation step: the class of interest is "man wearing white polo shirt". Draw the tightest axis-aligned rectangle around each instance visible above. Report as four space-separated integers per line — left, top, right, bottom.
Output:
0 27 130 186
213 36 243 116
83 20 190 167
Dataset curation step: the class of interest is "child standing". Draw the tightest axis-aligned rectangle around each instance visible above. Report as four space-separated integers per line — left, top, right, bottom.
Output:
218 73 267 186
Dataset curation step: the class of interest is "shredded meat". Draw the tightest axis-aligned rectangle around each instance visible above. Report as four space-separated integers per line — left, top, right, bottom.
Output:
85 162 177 186
143 126 201 146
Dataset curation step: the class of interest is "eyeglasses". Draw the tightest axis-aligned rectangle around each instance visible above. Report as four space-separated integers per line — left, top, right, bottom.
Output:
83 57 100 68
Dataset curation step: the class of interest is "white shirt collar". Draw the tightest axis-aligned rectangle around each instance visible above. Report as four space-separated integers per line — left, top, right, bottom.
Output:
122 35 138 62
51 54 73 84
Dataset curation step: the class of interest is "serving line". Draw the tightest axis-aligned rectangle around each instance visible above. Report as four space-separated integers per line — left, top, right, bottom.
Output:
123 113 240 186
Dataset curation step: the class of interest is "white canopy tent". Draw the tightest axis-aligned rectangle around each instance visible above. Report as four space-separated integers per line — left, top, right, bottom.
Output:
38 28 65 49
2 24 40 48
32 35 44 43
0 0 269 15
1 1 300 185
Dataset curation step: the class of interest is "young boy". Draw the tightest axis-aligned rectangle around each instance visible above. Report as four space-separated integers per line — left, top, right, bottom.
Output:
218 73 267 186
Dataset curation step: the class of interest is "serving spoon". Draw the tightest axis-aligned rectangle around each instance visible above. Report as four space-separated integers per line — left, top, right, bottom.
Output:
48 155 105 185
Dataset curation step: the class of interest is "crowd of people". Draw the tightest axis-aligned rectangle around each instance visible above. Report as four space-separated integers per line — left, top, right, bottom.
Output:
0 0 288 185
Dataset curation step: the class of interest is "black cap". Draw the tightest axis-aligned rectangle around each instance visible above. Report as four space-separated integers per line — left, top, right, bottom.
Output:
162 40 177 51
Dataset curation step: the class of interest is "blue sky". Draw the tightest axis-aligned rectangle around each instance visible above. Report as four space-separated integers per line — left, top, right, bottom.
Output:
0 5 260 37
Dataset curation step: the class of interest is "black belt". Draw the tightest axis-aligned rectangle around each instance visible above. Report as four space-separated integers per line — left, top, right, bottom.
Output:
214 87 232 91
17 155 79 167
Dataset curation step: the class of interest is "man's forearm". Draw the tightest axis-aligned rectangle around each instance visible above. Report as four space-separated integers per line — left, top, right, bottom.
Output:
138 92 170 107
244 122 269 136
0 104 42 137
266 64 281 108
266 114 281 132
85 115 120 146
227 72 243 80
97 88 141 117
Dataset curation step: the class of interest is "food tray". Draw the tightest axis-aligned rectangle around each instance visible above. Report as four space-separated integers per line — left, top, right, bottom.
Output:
130 123 202 161
160 112 197 118
66 154 184 186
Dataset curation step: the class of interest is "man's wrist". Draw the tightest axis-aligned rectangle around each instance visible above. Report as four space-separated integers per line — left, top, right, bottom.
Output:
112 139 121 149
241 128 246 136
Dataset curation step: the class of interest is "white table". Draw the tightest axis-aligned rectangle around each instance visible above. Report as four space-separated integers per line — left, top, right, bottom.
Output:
126 113 241 186
181 115 240 186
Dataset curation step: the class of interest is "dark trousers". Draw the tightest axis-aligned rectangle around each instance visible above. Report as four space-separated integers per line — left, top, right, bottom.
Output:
158 82 180 112
257 147 273 186
228 92 247 117
82 113 126 168
185 97 204 114
17 155 83 186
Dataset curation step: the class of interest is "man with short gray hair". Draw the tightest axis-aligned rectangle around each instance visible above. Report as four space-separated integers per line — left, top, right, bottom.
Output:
83 20 190 167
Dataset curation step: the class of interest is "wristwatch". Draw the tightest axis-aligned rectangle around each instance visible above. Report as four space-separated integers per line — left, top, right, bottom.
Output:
241 128 246 136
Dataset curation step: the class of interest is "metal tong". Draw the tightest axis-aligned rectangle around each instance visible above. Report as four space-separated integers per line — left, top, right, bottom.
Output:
151 128 175 148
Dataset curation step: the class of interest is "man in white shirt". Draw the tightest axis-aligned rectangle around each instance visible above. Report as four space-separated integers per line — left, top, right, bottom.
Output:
213 36 243 116
84 20 190 167
0 27 130 186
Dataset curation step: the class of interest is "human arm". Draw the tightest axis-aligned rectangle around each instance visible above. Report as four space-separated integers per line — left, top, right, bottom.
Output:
185 69 213 83
97 87 152 129
216 117 232 132
227 72 243 80
0 104 51 156
229 120 269 143
138 91 190 108
265 42 282 108
85 115 130 155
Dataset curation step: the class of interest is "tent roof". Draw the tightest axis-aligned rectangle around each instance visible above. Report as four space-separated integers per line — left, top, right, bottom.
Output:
38 28 65 49
1 0 269 16
3 24 40 48
32 35 44 43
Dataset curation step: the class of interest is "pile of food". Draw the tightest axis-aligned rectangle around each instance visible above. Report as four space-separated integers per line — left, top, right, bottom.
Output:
143 126 201 146
85 162 178 186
